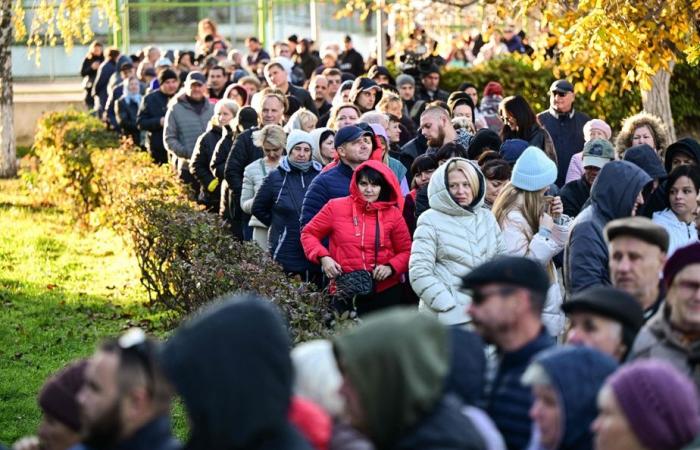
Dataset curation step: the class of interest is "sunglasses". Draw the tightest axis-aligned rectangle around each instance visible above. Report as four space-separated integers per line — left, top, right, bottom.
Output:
470 286 517 305
551 90 570 97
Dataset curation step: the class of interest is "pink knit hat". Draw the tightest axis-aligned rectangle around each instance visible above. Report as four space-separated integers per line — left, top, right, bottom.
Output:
608 360 700 450
583 119 612 141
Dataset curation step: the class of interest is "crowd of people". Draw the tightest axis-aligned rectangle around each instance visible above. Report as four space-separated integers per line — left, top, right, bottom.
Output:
14 17 700 450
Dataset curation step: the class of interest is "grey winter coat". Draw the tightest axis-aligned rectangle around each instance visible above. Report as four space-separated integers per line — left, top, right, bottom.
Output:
163 94 214 173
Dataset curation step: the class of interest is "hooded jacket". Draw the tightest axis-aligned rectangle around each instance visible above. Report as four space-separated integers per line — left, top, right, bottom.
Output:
624 144 668 218
333 309 486 450
409 158 506 325
564 161 651 295
652 209 698 257
301 160 412 293
159 294 312 450
310 127 334 166
529 346 617 450
252 157 322 273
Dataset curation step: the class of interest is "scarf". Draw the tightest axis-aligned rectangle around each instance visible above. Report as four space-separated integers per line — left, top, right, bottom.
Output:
288 158 313 172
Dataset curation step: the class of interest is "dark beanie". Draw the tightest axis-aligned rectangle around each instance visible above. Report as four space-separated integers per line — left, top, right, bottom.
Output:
158 68 178 85
38 359 88 432
608 360 700 450
663 241 700 289
468 129 502 160
624 144 666 179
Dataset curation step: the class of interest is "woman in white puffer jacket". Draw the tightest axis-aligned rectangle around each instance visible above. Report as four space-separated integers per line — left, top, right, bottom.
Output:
492 146 570 336
409 157 506 326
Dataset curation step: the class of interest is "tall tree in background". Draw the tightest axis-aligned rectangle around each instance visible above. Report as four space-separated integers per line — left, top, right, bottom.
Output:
0 0 16 178
517 0 700 141
0 0 117 178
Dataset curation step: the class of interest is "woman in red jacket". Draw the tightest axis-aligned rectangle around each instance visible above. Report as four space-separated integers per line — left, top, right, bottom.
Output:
301 160 412 316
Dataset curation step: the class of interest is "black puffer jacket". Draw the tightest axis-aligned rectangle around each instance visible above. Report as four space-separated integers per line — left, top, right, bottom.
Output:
190 125 223 212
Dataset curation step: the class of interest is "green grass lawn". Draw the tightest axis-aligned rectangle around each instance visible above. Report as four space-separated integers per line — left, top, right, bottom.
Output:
0 178 184 444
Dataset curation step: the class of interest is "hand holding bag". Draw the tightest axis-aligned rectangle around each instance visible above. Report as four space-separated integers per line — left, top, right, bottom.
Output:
333 215 380 304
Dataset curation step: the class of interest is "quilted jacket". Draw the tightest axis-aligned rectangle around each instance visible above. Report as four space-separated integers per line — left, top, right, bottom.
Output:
409 158 506 325
300 160 412 293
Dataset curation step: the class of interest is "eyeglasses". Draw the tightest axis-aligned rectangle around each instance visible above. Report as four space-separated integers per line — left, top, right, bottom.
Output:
551 91 570 97
470 286 517 305
118 328 155 393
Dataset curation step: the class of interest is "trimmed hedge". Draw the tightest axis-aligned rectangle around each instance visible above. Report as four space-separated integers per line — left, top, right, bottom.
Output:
31 111 335 342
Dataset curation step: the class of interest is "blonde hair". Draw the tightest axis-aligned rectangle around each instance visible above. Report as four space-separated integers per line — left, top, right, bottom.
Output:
285 108 318 132
327 103 360 131
492 182 545 239
252 124 286 150
446 159 480 198
375 92 402 113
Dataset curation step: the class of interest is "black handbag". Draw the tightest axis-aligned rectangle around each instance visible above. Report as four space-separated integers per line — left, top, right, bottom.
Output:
333 216 380 302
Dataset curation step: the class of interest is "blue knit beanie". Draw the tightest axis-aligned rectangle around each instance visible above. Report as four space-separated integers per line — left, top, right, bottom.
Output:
511 146 557 191
500 139 530 164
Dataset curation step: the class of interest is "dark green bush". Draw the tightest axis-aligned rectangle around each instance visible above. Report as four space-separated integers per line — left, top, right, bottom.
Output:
31 111 118 223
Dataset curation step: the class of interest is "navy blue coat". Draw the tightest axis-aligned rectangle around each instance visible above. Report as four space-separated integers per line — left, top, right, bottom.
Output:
252 158 322 273
537 109 591 187
300 160 354 226
487 328 554 450
137 89 171 164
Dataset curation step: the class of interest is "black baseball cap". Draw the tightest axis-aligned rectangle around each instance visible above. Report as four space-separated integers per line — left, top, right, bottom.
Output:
549 79 574 94
461 256 550 297
185 71 206 85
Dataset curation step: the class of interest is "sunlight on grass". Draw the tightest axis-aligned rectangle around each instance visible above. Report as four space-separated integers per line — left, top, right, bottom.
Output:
0 178 184 443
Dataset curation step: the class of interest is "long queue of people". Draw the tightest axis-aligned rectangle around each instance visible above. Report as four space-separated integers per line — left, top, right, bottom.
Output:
20 25 700 450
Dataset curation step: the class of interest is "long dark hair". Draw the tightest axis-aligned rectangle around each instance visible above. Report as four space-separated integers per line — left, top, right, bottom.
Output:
355 166 392 202
499 95 540 141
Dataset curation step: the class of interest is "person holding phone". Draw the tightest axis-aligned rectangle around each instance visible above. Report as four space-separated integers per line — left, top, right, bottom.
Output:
493 146 571 336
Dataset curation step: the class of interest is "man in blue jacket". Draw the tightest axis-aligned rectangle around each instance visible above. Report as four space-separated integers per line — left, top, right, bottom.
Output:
537 80 590 187
300 125 373 226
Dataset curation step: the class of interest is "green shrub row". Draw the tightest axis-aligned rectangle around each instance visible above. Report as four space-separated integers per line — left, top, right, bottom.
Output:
31 111 335 342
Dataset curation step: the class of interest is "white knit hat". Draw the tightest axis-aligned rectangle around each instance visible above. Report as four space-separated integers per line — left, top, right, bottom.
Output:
286 129 313 153
511 146 557 191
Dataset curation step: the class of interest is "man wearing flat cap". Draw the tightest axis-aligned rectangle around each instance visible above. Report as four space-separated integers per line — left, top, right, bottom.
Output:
629 242 700 391
537 79 591 187
563 286 644 362
462 256 554 450
605 216 669 321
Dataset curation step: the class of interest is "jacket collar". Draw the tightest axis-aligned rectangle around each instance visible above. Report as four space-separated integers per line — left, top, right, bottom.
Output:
548 107 576 119
112 416 177 450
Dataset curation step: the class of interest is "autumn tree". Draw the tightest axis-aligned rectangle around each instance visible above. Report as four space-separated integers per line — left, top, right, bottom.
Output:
511 0 700 141
0 0 117 178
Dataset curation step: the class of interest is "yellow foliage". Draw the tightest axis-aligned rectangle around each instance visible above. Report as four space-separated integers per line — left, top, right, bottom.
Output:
12 0 118 66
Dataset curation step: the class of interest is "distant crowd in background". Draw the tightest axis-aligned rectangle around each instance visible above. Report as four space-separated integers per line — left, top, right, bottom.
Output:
7 15 700 450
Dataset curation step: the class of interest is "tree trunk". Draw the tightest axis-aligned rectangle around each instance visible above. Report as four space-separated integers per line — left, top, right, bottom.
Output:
0 0 17 178
641 65 677 144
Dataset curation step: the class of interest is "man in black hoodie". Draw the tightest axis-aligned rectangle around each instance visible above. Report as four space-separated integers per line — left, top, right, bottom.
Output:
159 294 312 450
77 329 180 450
